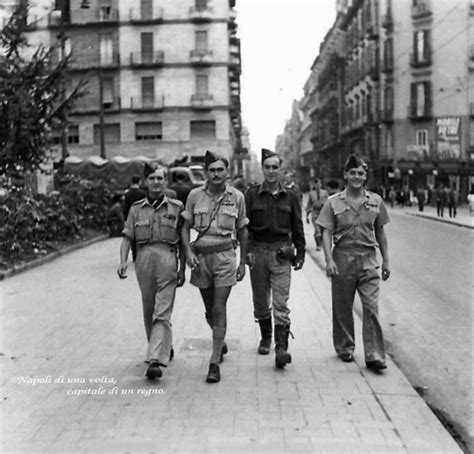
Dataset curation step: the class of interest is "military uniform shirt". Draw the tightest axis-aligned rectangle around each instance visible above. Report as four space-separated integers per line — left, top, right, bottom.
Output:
122 196 183 246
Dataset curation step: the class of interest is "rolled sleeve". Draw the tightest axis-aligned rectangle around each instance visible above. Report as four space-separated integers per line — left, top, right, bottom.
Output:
375 200 390 228
235 191 249 231
182 190 196 225
316 201 335 231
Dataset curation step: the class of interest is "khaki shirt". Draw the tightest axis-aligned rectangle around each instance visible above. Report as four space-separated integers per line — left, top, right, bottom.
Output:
182 183 248 246
122 196 183 246
316 189 389 250
306 188 329 216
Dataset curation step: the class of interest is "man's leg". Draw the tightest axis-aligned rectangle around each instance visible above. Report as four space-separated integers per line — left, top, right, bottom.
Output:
200 287 215 329
135 249 155 342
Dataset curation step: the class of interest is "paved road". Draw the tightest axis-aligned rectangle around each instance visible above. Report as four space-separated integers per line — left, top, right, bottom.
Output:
0 235 462 453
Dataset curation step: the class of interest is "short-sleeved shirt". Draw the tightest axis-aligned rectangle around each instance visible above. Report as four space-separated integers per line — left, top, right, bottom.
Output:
182 183 248 247
316 189 389 250
122 196 184 246
306 188 329 215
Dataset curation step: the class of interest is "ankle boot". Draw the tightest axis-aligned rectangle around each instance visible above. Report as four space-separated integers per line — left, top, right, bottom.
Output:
257 318 272 355
274 324 292 368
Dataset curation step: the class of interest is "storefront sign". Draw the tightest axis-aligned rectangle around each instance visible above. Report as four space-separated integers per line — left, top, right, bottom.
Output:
436 117 461 160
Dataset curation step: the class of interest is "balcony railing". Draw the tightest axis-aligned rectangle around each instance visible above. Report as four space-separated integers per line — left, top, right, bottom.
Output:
129 7 163 22
191 94 214 109
411 2 432 19
130 51 164 67
130 96 164 111
189 6 214 22
69 53 120 70
190 49 213 65
64 7 119 25
409 51 432 68
73 97 121 114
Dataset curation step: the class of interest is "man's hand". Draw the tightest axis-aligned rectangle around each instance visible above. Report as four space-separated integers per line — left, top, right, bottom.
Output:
236 262 246 281
381 262 391 281
246 252 255 269
185 249 199 271
117 262 128 279
325 258 338 278
293 259 304 271
177 269 185 287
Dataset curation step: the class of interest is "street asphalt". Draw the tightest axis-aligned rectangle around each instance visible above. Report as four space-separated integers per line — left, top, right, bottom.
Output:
1 208 468 453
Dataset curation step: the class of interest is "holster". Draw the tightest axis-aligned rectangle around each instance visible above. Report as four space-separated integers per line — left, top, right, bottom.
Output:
276 245 296 266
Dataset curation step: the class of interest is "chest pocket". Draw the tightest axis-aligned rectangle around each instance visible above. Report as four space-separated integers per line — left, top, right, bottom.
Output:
333 205 354 230
362 202 379 226
218 205 238 231
250 200 267 230
194 207 210 231
275 204 291 232
134 219 151 244
157 211 179 243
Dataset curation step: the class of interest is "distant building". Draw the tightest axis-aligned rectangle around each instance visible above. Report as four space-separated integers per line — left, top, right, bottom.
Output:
282 0 473 200
1 0 243 165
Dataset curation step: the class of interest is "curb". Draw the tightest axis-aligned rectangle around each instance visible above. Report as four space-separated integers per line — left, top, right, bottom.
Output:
405 211 473 229
0 234 109 281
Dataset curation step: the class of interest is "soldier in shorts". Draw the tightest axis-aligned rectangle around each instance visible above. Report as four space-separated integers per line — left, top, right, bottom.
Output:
181 151 248 383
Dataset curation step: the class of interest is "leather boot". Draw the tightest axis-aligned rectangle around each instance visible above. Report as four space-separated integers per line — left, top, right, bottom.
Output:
274 324 292 368
257 318 272 355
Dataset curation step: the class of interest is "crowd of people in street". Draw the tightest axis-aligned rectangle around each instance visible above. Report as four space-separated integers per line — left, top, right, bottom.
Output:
113 149 392 383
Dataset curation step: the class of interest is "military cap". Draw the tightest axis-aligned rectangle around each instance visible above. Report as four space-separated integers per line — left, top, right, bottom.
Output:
261 148 279 163
143 162 158 178
204 150 229 169
344 154 368 172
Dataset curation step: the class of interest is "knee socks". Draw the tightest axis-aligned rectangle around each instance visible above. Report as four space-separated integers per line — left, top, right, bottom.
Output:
210 327 226 364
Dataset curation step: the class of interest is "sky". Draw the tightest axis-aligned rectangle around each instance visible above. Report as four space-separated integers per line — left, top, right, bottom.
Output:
236 0 337 154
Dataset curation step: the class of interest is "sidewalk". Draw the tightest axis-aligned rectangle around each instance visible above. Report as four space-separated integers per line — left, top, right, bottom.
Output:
0 237 462 453
397 203 473 229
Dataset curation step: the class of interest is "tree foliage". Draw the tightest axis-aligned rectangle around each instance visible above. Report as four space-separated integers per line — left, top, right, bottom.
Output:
0 4 84 178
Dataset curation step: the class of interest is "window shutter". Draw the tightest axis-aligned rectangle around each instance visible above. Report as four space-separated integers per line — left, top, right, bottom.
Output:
424 81 432 116
424 30 431 61
410 82 417 117
141 0 153 18
141 32 154 61
195 31 208 52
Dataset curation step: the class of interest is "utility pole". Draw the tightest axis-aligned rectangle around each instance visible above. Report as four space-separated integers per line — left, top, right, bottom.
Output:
98 67 105 159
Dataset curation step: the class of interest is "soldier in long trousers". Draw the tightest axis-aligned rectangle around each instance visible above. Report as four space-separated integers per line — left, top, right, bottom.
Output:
181 151 248 383
117 164 185 379
317 155 390 371
245 148 305 369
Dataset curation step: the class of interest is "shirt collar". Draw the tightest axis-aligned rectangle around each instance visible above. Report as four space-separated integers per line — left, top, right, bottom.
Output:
338 189 370 201
204 182 233 197
259 180 286 195
140 194 170 209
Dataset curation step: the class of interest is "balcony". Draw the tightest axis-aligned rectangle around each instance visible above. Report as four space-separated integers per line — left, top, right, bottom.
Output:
130 96 164 111
69 53 120 70
130 51 164 68
411 2 432 20
191 94 214 110
72 97 121 114
68 7 120 25
408 104 432 121
129 7 163 23
190 49 213 65
189 6 214 22
409 51 432 68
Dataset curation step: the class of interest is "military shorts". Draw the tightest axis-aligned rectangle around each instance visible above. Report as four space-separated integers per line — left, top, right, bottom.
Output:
190 248 237 289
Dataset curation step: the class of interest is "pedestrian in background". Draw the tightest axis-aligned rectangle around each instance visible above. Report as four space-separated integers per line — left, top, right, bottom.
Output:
435 185 446 217
106 194 124 237
181 151 248 383
305 178 328 251
245 148 305 369
317 154 390 372
168 170 192 205
123 175 146 220
283 171 302 203
117 164 185 380
447 186 457 218
326 180 340 196
416 187 425 212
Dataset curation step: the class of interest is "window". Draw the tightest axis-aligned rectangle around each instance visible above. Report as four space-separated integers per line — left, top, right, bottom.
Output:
384 85 394 115
410 81 432 117
416 129 428 146
413 30 431 64
135 122 162 141
99 0 113 20
195 31 208 52
141 76 155 107
141 0 153 18
195 0 208 11
93 123 120 144
141 32 154 62
383 38 393 70
68 125 79 144
190 120 215 139
99 34 113 65
196 74 209 96
102 77 114 108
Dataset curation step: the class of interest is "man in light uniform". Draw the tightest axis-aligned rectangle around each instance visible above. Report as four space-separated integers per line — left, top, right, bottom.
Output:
305 178 329 250
181 151 248 383
317 155 390 371
117 164 185 379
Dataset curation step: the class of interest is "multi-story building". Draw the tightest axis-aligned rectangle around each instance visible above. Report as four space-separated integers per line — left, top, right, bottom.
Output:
283 0 473 200
1 0 242 166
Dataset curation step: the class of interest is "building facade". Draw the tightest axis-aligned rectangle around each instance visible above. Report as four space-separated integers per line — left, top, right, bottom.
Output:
1 0 242 165
279 0 473 200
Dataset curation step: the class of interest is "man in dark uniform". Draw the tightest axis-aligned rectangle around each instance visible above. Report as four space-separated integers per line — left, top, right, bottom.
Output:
181 150 248 383
168 170 192 205
317 155 390 371
123 175 146 220
117 164 185 380
245 148 305 369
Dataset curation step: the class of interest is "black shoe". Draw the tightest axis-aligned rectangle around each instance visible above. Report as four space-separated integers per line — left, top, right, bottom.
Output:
169 347 174 361
145 361 163 379
366 360 387 371
219 342 228 364
258 338 271 355
339 353 354 363
206 363 220 383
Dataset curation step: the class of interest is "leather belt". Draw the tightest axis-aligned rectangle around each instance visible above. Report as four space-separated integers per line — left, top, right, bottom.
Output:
192 240 234 255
